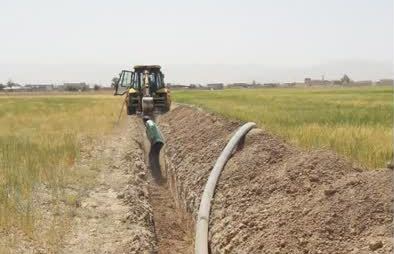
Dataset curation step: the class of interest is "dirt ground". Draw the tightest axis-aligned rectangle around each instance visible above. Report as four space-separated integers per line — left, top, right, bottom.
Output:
61 116 194 254
158 105 393 254
136 118 195 254
0 118 158 253
61 117 156 253
1 115 194 254
147 178 194 254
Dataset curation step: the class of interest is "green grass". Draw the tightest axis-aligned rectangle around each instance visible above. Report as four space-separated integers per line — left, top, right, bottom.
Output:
173 86 393 168
0 94 123 235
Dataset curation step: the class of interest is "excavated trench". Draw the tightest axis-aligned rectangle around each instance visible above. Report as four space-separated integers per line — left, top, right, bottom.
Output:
147 169 194 254
131 105 392 254
135 119 194 254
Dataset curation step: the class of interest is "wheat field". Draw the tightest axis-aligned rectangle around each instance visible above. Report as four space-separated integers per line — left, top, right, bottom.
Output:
173 86 393 168
0 94 123 236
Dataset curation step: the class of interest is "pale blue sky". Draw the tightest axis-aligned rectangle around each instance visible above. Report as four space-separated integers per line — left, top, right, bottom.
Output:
0 0 392 84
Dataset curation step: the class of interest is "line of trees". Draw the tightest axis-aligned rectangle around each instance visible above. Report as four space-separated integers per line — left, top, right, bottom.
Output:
0 80 19 90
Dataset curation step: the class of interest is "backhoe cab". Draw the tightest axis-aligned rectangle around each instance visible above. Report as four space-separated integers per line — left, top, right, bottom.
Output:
114 65 171 115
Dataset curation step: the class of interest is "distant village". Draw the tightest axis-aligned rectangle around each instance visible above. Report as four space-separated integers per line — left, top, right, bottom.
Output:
170 75 393 90
0 82 112 92
0 74 392 92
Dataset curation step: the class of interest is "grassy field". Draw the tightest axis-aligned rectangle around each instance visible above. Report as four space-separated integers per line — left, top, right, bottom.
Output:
173 86 393 168
0 94 123 237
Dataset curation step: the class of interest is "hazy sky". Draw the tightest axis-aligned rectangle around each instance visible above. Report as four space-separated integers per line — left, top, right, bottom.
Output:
0 0 392 84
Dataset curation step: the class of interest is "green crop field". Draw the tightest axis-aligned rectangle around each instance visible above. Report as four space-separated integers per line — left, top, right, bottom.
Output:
0 94 123 238
173 86 393 168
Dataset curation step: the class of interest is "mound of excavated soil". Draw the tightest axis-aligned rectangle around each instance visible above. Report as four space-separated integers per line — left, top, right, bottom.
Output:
158 105 393 254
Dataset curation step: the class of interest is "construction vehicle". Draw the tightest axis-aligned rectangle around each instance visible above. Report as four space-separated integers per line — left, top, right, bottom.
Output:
114 65 171 116
113 65 169 181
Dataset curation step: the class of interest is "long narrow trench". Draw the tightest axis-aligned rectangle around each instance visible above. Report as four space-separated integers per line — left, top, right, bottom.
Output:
139 122 194 254
148 178 194 253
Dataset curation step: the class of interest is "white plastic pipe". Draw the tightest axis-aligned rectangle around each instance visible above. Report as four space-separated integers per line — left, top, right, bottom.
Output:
195 122 256 254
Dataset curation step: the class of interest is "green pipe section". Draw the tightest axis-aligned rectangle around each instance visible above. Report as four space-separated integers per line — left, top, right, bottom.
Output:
144 119 164 181
145 119 164 149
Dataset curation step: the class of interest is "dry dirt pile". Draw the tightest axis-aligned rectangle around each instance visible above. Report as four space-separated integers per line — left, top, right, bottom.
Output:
159 105 393 254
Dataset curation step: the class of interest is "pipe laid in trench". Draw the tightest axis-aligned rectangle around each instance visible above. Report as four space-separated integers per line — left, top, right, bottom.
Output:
144 119 165 181
195 122 256 254
145 119 164 149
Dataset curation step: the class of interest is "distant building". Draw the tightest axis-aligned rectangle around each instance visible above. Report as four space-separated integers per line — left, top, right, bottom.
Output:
189 84 203 89
376 79 393 86
3 85 24 91
227 83 250 88
207 83 224 90
332 80 342 85
168 84 190 89
263 83 279 88
304 78 331 86
282 82 296 87
25 84 54 91
353 80 373 86
190 84 210 90
63 82 89 91
2 84 24 92
227 81 264 88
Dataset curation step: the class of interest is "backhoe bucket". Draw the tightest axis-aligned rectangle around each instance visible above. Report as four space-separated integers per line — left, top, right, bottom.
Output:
142 97 154 115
